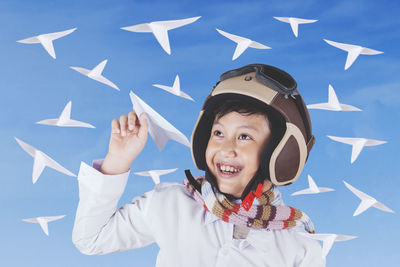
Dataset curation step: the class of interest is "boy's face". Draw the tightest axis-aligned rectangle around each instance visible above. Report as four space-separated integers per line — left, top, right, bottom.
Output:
205 111 271 198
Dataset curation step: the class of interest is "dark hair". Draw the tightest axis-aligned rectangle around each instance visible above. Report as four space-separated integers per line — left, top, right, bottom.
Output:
212 98 272 129
211 98 285 138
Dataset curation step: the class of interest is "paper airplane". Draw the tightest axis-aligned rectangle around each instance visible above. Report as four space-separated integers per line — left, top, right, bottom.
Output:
216 28 271 60
129 91 190 150
70 60 119 90
307 85 361 111
36 101 95 128
273 17 317 37
324 39 383 70
121 16 201 55
15 137 76 183
291 175 334 196
343 181 394 216
22 215 66 236
299 232 357 258
327 136 387 163
153 75 194 101
134 168 178 184
17 28 76 59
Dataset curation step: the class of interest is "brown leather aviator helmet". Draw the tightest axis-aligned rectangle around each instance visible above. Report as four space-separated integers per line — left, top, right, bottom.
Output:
190 64 315 186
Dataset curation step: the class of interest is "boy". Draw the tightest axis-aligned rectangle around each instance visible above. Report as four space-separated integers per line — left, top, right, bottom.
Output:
73 64 325 266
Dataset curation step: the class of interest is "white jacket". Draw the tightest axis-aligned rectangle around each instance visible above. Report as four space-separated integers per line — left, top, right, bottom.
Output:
72 161 325 267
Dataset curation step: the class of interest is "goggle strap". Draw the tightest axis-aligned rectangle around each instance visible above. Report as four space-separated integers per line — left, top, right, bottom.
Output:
185 169 202 193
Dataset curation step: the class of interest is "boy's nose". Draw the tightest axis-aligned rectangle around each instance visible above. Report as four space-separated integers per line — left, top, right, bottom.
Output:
220 138 237 157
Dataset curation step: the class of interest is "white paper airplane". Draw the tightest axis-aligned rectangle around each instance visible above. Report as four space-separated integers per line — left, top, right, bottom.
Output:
36 101 95 128
22 215 66 236
129 91 190 150
343 181 394 216
134 168 178 184
121 16 201 55
273 17 317 37
291 175 334 196
15 137 76 183
216 29 271 60
324 39 383 70
70 60 119 90
153 75 194 101
327 136 387 163
17 28 76 59
307 85 361 111
299 232 357 258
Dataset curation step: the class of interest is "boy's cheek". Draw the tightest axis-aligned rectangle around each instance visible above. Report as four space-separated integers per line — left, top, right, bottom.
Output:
204 145 213 167
205 155 214 172
205 152 219 178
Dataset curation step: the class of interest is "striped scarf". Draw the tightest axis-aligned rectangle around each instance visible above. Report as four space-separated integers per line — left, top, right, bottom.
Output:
184 176 315 233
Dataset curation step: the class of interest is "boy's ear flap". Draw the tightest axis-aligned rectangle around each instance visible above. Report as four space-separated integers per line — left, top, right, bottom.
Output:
269 123 307 186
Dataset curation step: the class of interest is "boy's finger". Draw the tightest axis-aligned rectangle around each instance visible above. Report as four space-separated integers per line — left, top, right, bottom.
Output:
128 111 137 131
120 115 128 136
111 118 120 134
137 113 149 140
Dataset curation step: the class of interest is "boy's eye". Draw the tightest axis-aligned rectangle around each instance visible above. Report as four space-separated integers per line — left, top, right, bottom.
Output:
238 134 251 140
213 130 223 137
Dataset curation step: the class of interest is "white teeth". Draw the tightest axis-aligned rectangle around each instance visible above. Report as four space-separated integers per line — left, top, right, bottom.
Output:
219 164 239 173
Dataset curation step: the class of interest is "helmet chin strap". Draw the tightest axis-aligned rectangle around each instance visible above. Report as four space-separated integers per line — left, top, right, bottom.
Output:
185 167 241 201
240 169 266 198
239 167 267 211
204 167 266 206
238 137 274 209
204 169 239 201
186 166 266 212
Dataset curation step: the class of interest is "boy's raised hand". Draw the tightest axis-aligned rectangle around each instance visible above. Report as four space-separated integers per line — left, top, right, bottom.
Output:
100 111 149 175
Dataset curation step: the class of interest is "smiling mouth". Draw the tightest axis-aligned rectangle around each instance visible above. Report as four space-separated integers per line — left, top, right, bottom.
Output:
216 163 242 176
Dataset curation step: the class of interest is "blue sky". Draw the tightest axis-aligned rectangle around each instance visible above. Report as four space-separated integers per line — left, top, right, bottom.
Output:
1 0 399 266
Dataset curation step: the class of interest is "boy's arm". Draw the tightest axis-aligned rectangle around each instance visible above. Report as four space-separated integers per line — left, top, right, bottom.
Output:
72 161 155 255
73 110 152 254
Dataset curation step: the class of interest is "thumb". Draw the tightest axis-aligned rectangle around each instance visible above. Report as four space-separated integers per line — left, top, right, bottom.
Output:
137 112 149 140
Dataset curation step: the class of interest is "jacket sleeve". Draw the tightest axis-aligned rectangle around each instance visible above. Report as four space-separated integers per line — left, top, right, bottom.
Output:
72 161 156 255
